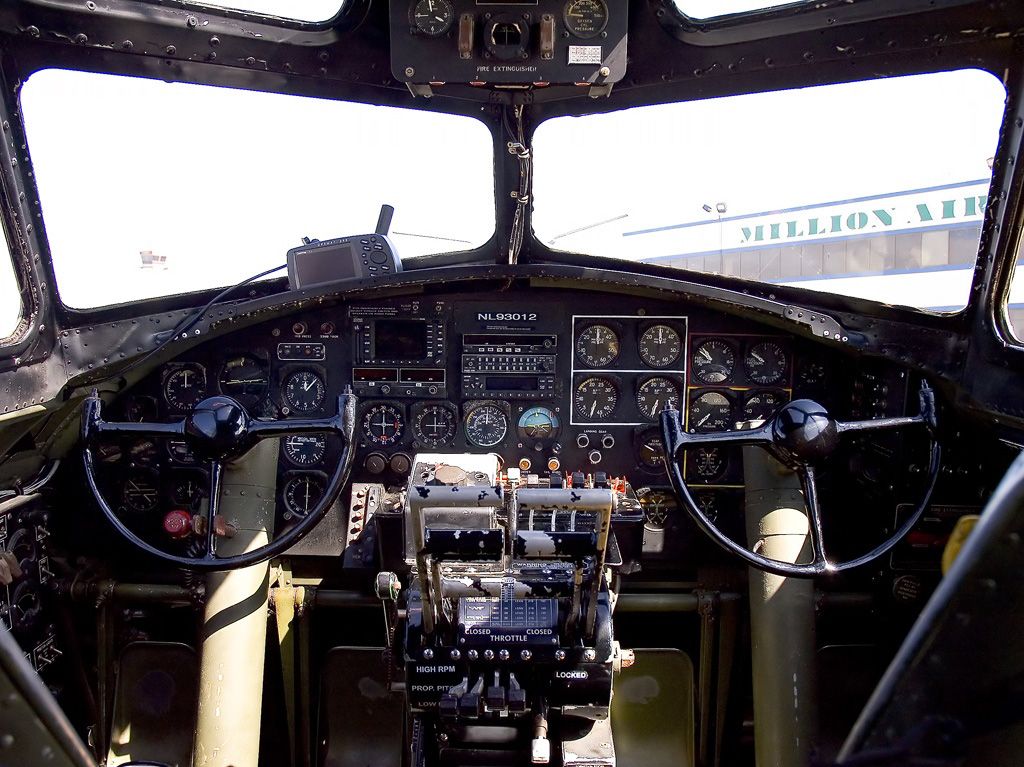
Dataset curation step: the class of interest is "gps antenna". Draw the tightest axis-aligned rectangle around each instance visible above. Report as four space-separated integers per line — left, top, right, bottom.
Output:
376 204 395 236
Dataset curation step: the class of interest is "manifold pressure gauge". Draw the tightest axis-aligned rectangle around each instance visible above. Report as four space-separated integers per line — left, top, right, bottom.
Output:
411 0 454 36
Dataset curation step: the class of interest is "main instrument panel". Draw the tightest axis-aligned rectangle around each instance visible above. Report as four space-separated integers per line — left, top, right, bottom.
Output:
96 287 923 565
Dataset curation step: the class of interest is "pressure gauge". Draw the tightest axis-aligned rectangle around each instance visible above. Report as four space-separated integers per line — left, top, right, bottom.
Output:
564 0 609 39
744 341 787 385
574 377 619 420
692 340 735 384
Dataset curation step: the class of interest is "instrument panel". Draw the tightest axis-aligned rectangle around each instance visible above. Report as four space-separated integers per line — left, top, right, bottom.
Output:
95 287 914 562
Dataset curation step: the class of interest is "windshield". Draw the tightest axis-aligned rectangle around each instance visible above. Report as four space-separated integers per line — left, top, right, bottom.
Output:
533 69 1006 311
0 228 19 339
20 69 495 310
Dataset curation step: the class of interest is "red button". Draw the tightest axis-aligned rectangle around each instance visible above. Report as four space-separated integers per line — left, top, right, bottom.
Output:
163 509 193 539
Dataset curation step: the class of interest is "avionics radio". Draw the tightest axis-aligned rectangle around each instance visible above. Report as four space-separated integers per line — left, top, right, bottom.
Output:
351 302 447 399
461 333 558 400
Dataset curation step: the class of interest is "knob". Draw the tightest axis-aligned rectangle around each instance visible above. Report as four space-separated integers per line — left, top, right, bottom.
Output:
576 434 590 449
389 452 412 475
601 434 615 449
546 457 561 472
365 453 387 474
588 450 602 465
292 321 307 336
519 457 532 471
162 509 193 539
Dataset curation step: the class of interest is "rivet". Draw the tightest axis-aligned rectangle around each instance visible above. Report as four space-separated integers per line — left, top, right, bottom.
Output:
186 15 199 28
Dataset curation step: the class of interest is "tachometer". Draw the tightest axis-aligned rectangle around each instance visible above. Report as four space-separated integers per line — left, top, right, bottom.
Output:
639 324 682 368
744 341 787 385
284 370 326 413
564 0 609 39
283 474 325 518
163 364 206 411
574 377 619 420
362 404 405 447
283 434 327 466
413 405 457 448
689 391 733 432
219 354 269 406
692 340 735 384
464 404 509 448
576 324 620 367
636 377 681 420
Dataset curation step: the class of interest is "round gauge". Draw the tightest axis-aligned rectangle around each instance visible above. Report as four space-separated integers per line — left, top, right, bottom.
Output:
642 495 670 529
564 0 609 39
413 405 457 449
124 396 157 423
464 404 509 448
692 446 726 479
166 439 196 465
798 359 826 386
745 341 787 385
284 370 326 413
219 354 269 405
689 391 733 433
743 390 786 423
638 432 666 470
576 324 620 367
171 474 205 508
128 439 157 466
163 364 206 411
696 492 719 523
122 473 159 513
518 407 561 441
574 377 619 420
283 434 327 466
362 404 406 447
411 0 454 36
283 474 325 518
692 340 736 385
639 324 682 368
636 377 681 420
96 441 123 465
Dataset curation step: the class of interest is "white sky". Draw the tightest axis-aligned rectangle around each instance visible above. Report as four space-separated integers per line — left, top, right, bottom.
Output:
673 0 809 19
0 65 1010 336
533 69 1005 240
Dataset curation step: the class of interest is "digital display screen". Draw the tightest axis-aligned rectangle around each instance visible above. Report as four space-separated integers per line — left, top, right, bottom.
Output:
486 376 538 391
401 369 445 384
374 319 428 361
354 368 398 382
291 242 356 287
464 334 555 348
